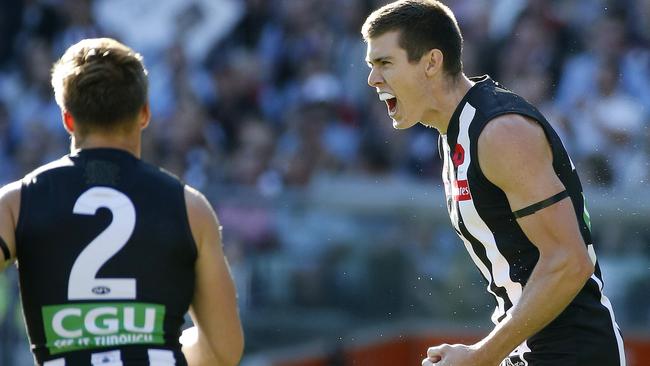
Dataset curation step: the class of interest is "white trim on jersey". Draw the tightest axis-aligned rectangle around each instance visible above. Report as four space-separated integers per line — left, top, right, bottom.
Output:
592 275 627 366
43 358 65 366
520 341 531 365
455 103 523 322
91 349 123 366
460 235 507 323
587 244 597 265
506 340 531 366
148 349 177 365
442 135 506 323
42 349 178 366
441 136 459 228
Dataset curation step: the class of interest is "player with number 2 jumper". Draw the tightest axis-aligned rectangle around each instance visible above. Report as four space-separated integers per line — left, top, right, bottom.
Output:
0 38 243 366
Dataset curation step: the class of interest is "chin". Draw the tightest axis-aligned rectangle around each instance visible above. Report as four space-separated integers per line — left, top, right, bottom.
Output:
392 117 417 130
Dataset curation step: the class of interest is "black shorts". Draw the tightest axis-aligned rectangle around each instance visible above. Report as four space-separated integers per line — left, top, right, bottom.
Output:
501 303 625 366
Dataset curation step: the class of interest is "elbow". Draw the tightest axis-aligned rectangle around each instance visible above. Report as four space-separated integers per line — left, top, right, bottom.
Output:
222 348 244 366
229 335 245 366
542 249 594 286
214 330 244 366
217 352 242 366
561 250 594 286
575 254 595 284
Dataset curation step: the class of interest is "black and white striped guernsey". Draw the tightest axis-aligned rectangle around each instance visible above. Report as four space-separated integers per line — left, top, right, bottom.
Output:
440 76 626 365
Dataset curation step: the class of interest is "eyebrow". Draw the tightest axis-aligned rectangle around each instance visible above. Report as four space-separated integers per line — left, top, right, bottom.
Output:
365 56 393 65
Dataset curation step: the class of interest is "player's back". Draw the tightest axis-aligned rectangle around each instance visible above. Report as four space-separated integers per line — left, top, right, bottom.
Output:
16 148 196 365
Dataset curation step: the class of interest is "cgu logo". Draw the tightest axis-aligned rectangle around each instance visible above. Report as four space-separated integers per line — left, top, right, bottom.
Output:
51 306 157 338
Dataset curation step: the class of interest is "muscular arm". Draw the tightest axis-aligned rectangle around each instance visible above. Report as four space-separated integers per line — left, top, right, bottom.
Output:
473 114 594 363
426 115 594 366
181 186 244 366
0 181 20 272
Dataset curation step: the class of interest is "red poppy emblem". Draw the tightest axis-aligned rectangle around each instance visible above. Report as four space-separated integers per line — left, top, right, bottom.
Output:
452 144 465 167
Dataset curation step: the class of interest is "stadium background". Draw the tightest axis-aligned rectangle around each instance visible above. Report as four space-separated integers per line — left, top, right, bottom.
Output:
0 0 649 364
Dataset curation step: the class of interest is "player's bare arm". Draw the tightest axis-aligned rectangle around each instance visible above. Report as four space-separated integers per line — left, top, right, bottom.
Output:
428 114 594 365
478 114 595 356
182 185 244 366
0 181 20 272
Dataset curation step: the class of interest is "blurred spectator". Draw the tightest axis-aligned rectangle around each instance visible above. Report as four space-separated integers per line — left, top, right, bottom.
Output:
571 60 648 188
0 0 23 69
1 0 647 194
555 12 650 113
0 102 17 183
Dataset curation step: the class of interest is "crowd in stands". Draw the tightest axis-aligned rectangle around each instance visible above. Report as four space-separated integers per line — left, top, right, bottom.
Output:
1 0 649 192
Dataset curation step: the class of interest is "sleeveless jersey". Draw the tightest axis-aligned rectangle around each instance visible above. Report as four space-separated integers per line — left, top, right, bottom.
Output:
440 76 626 365
15 148 197 365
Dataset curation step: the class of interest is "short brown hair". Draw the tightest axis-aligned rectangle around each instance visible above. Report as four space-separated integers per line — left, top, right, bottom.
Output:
51 38 148 134
361 0 463 75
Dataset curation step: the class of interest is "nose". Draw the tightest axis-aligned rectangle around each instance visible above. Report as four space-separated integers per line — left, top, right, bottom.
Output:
367 67 383 87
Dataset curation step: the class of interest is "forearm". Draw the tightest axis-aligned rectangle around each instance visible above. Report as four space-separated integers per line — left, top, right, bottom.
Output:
181 326 231 366
182 340 216 366
475 255 592 363
182 316 243 366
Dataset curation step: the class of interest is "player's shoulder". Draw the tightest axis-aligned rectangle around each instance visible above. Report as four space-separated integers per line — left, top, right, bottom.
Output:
22 155 75 184
183 185 220 252
0 180 22 203
467 76 512 106
478 113 551 187
468 76 537 122
128 159 188 201
480 113 546 152
137 159 184 184
183 185 215 218
0 180 22 223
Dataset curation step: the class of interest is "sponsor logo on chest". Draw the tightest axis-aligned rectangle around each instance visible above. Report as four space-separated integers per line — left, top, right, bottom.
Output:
452 179 472 201
443 142 473 204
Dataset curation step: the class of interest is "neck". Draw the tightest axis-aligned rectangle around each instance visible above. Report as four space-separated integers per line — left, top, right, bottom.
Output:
71 131 141 158
420 73 474 134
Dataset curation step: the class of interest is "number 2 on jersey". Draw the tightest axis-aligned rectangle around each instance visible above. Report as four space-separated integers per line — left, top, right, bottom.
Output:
68 187 137 300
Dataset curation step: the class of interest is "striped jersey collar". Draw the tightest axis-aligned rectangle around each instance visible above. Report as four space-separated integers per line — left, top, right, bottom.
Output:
447 75 494 142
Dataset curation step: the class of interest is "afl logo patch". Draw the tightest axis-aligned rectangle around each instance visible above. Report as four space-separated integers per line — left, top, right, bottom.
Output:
92 286 111 295
452 144 465 167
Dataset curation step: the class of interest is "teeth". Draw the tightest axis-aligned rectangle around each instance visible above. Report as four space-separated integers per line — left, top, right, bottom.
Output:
378 92 395 101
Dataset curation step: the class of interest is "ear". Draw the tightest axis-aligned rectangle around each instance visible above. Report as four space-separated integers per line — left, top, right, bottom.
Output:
424 49 444 77
62 111 75 134
139 103 151 130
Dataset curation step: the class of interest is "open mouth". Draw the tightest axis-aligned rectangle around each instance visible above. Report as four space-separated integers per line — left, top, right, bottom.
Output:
378 92 398 116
